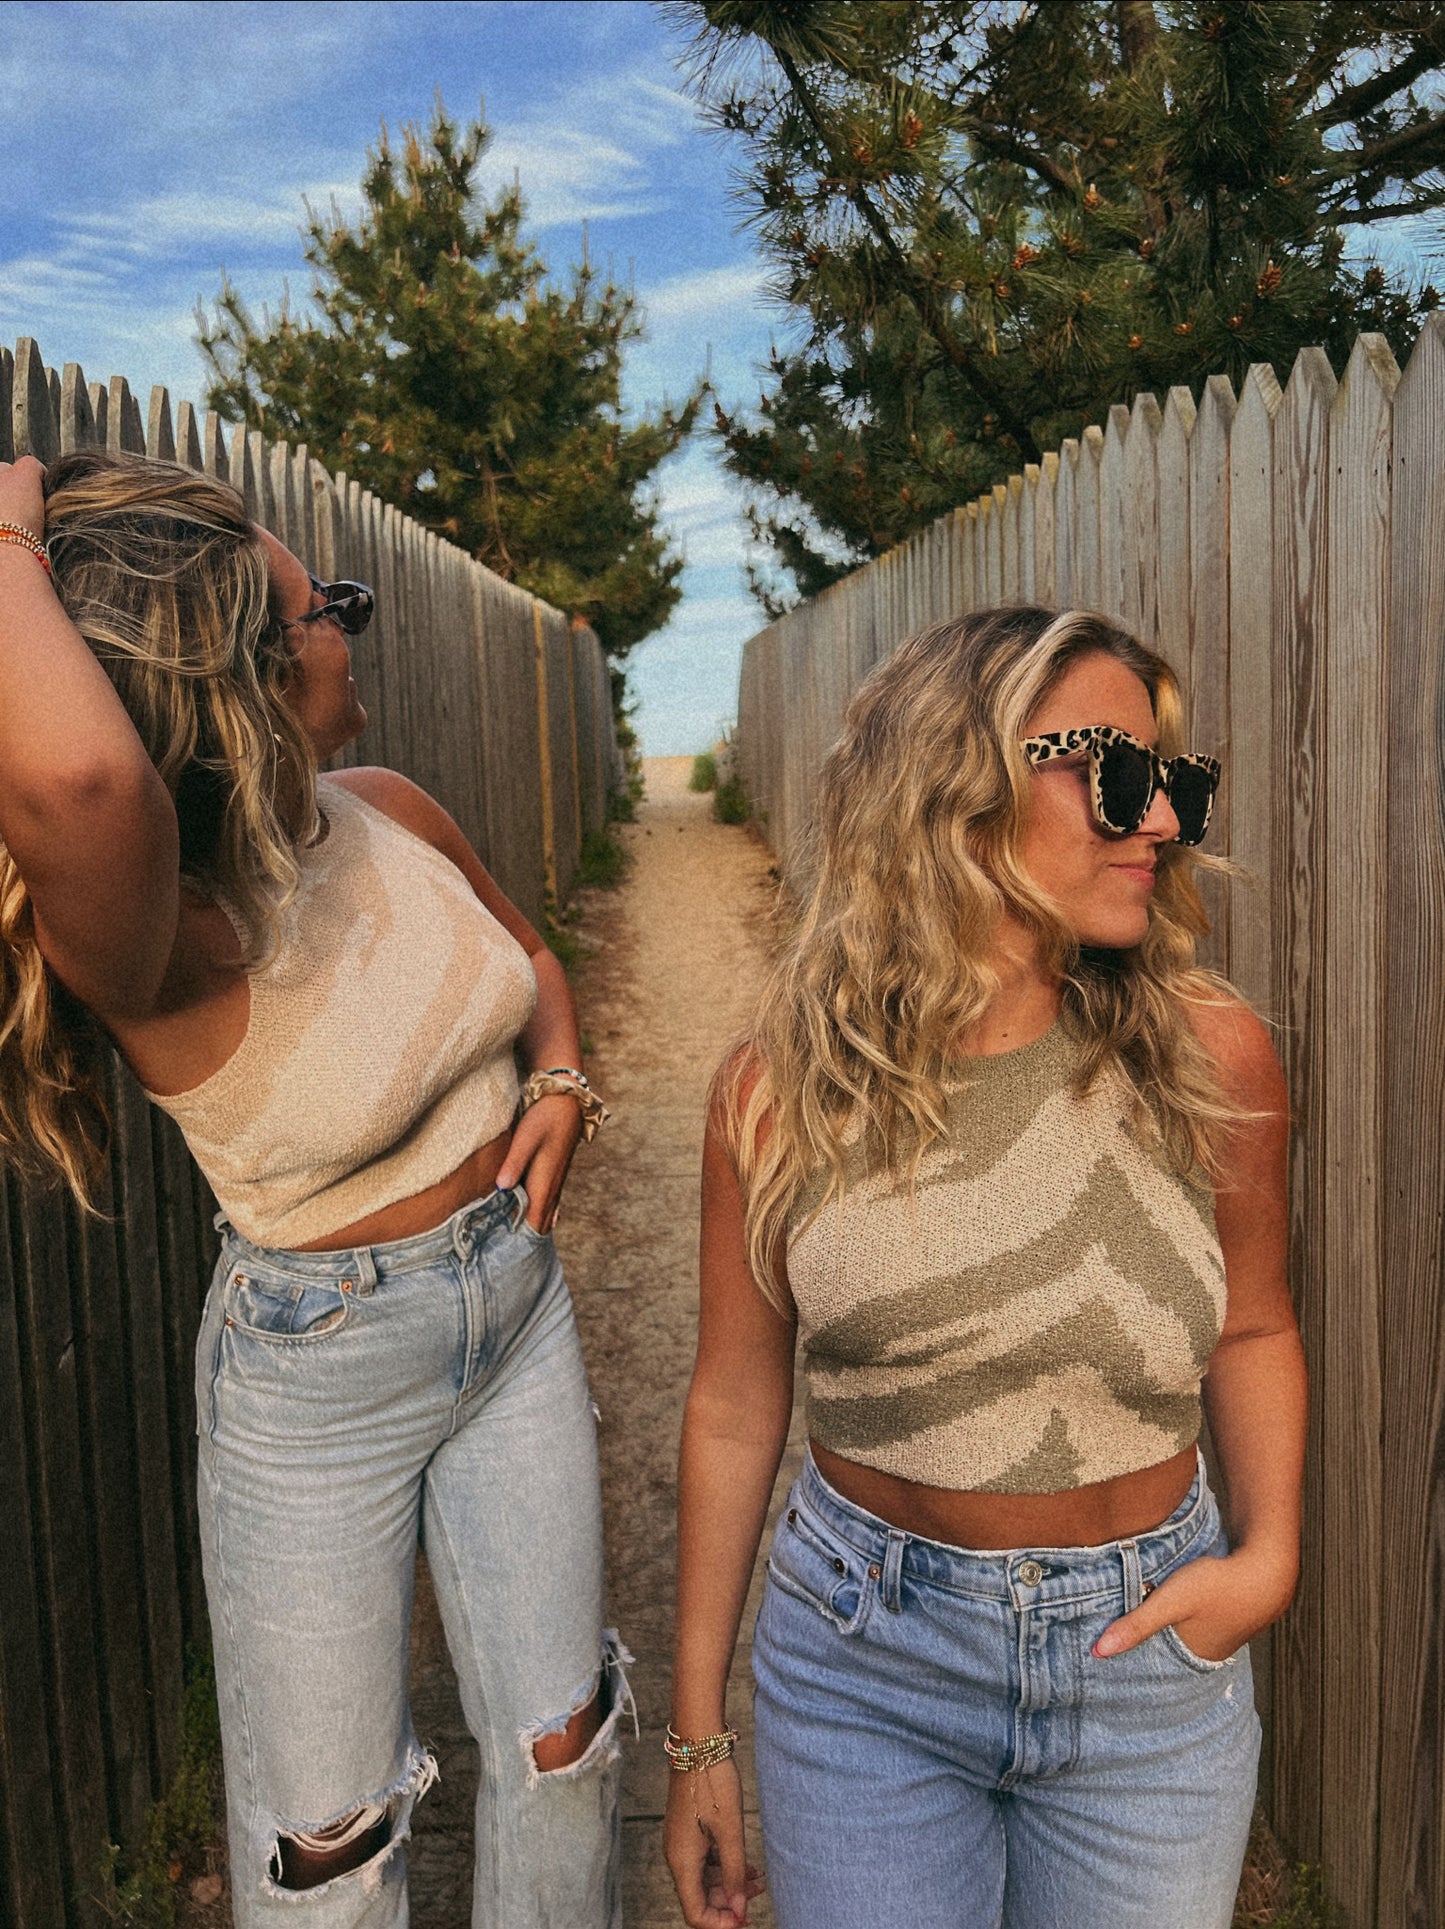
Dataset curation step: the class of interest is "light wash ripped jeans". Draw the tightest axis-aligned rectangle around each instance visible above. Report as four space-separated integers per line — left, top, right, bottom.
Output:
754 1447 1259 1929
194 1185 630 1927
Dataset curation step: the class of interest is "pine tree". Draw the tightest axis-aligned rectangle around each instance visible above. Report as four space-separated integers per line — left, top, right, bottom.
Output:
198 103 701 655
669 1 1445 610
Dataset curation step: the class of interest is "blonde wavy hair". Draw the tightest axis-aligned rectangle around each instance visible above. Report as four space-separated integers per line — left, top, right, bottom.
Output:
723 605 1242 1306
0 449 321 1206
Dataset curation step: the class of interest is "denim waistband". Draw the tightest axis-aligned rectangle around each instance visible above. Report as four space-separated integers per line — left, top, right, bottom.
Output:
794 1444 1215 1609
215 1184 530 1286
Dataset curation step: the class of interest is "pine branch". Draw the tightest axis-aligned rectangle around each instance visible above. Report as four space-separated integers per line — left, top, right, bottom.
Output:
1325 187 1445 223
1320 111 1445 187
1287 10 1369 114
769 40 1043 461
1312 37 1445 131
1114 0 1160 74
960 119 1078 194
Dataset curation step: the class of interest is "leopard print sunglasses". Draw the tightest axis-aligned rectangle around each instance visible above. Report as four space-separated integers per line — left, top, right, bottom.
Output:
1020 726 1221 846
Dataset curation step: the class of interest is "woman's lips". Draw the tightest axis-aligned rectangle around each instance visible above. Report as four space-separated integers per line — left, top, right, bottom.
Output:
1112 862 1156 886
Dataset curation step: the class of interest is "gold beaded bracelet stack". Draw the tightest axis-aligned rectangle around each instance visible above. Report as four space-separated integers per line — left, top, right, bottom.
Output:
662 1724 739 1772
664 1724 740 1831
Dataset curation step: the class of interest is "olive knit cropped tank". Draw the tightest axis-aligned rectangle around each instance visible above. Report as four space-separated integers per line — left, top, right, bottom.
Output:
147 778 537 1248
786 1022 1226 1495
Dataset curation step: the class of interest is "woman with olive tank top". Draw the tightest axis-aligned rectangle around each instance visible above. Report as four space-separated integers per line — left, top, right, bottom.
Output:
665 608 1305 1929
0 448 626 1927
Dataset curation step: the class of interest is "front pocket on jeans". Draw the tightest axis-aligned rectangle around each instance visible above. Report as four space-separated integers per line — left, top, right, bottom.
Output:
223 1269 353 1342
765 1509 872 1635
1159 1623 1236 1674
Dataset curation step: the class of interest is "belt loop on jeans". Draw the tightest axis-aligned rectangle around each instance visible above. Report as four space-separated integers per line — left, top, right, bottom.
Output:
1119 1538 1144 1615
880 1529 907 1614
351 1246 379 1293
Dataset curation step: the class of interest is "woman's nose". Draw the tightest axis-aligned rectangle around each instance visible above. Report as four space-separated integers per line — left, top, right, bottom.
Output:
1141 779 1181 842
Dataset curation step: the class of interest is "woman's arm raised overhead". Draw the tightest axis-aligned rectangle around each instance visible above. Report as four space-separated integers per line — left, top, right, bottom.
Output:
666 1075 794 1929
1095 995 1305 1662
0 458 178 1021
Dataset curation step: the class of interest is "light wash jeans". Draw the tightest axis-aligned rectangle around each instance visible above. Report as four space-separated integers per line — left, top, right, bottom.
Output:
753 1448 1258 1929
194 1185 630 1927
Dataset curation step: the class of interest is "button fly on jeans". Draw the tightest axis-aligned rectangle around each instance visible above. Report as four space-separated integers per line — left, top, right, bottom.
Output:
1017 1560 1044 1586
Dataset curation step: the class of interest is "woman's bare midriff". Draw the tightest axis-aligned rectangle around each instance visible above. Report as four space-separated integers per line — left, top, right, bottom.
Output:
289 1130 517 1251
810 1438 1199 1550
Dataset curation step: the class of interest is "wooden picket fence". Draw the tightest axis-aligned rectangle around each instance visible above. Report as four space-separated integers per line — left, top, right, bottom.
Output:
737 320 1445 1929
0 335 624 1927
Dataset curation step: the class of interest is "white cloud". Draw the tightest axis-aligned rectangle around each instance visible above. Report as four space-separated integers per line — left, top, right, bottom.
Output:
478 125 663 230
471 70 705 234
642 261 768 322
58 184 360 259
0 254 121 304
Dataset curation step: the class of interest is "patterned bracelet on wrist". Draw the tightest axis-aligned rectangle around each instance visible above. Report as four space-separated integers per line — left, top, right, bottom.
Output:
518 1069 611 1143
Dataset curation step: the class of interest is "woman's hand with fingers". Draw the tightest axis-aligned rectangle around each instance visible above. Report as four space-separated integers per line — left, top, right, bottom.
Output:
664 1755 764 1928
494 1092 581 1232
1093 1543 1297 1665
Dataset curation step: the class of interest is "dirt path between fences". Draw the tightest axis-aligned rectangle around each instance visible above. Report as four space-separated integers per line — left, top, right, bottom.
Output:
404 755 798 1927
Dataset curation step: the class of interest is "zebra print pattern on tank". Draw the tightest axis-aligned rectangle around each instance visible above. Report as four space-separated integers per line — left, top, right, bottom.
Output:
786 1022 1225 1494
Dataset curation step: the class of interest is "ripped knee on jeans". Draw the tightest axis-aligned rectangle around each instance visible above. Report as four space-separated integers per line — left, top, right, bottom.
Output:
274 1803 393 1890
264 1746 438 1897
519 1629 637 1788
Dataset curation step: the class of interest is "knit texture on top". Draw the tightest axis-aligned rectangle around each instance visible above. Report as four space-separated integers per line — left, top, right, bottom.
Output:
786 1022 1225 1494
148 777 537 1246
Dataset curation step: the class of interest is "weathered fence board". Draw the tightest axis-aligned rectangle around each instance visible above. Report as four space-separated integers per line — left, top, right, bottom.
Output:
1268 343 1335 1870
1321 334 1396 1929
1378 311 1445 1929
736 321 1445 1929
0 336 624 1925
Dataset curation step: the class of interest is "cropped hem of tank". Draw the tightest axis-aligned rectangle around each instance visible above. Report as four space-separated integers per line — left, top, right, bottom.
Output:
805 1418 1206 1498
147 777 537 1249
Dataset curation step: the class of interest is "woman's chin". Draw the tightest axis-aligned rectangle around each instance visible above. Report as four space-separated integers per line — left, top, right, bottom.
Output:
1075 914 1151 952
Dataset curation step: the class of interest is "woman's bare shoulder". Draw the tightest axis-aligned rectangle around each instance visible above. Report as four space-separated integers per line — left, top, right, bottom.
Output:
1182 986 1286 1113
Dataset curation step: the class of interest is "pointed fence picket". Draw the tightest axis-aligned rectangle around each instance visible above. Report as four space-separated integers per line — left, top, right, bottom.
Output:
0 335 624 1929
736 322 1445 1929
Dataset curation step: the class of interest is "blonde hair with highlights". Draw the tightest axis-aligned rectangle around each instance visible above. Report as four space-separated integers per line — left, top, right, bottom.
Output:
0 449 320 1205
724 605 1242 1308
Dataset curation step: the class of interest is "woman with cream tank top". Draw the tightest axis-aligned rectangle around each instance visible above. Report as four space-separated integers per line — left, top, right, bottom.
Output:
665 608 1305 1929
0 448 626 1925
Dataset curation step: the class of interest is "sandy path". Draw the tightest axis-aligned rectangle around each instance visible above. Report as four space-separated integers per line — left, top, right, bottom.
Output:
407 757 800 1925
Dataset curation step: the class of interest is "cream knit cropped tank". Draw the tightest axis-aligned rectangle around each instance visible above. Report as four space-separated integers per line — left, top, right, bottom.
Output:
786 1022 1226 1495
148 778 537 1247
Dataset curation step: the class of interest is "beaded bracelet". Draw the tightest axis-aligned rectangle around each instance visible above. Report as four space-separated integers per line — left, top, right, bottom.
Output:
0 523 51 575
663 1724 739 1772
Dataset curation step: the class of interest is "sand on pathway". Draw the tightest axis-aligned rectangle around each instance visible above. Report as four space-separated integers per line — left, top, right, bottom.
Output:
407 756 801 1926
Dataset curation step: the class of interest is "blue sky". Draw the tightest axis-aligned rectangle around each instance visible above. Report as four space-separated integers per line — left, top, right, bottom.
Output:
3 4 1438 753
0 0 780 754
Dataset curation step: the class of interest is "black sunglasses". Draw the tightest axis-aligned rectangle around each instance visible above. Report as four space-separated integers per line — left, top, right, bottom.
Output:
1020 725 1221 847
284 573 375 637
